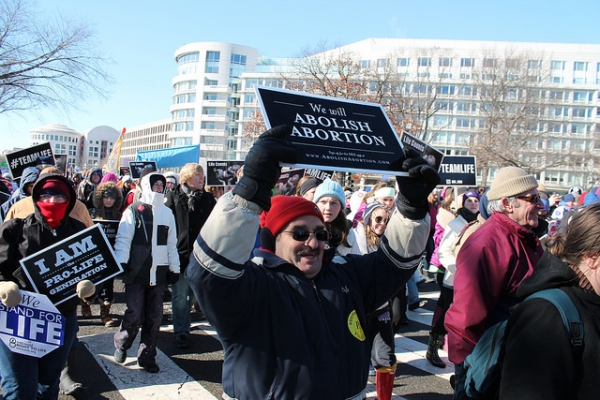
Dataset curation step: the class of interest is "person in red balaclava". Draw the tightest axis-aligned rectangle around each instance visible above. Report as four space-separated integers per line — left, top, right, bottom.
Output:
0 172 95 399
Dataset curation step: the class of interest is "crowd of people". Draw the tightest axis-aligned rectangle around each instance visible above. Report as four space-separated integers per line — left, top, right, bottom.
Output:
1 126 600 398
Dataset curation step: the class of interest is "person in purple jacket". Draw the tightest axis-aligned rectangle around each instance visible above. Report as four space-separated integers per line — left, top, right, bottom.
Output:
185 125 440 399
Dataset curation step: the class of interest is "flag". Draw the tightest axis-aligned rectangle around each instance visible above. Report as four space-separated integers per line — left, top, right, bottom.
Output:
105 128 126 174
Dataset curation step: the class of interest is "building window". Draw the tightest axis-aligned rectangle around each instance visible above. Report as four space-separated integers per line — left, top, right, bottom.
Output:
438 85 455 95
528 60 542 69
397 57 409 67
483 58 496 68
573 91 592 102
231 53 247 65
360 60 371 68
185 122 194 131
439 57 452 67
205 93 217 100
574 61 588 71
177 52 199 65
203 108 217 115
377 59 390 68
205 51 220 73
551 60 565 70
460 58 474 67
205 78 218 85
418 57 431 67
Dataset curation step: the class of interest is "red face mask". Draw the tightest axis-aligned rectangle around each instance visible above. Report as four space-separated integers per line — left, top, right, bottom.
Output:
37 201 69 229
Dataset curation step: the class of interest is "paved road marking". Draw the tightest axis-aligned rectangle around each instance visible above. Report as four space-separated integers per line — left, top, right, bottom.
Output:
80 332 218 400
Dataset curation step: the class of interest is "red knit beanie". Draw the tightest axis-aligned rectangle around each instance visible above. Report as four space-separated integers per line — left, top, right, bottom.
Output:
263 195 324 237
39 178 71 200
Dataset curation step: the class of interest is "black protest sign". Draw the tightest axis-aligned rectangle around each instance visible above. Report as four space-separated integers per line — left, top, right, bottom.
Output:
119 166 130 177
206 160 244 186
304 168 334 181
5 143 54 180
19 225 124 306
93 220 119 247
399 131 444 172
275 168 305 196
255 86 406 176
438 156 477 186
129 161 157 179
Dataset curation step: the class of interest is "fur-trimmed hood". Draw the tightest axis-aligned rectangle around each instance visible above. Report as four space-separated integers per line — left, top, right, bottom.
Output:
93 181 123 210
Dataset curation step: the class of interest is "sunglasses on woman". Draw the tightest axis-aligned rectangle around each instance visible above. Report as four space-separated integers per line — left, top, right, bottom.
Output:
373 216 389 224
282 229 331 242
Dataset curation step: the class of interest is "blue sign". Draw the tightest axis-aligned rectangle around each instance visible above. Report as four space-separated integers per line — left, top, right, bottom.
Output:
0 291 64 358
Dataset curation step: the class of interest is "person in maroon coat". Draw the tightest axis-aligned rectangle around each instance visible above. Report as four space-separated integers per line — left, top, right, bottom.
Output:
445 166 544 395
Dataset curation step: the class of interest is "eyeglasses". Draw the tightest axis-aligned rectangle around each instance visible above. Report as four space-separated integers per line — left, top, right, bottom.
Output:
374 216 389 224
516 194 541 205
39 194 69 203
282 229 330 242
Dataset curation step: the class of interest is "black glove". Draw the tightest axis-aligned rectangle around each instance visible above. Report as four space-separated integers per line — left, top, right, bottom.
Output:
233 124 298 210
395 148 441 220
166 271 180 285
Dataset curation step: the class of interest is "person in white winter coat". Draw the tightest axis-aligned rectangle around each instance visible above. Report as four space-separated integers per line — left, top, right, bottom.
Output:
112 172 180 373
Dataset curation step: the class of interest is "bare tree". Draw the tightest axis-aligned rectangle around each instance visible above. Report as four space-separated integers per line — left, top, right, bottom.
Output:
0 0 112 115
468 49 590 186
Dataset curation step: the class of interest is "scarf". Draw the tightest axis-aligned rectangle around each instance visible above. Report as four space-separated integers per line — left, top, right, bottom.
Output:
37 201 69 229
181 183 204 211
456 207 479 223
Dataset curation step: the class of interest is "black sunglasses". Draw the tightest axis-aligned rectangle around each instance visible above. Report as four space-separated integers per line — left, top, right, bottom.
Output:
283 229 330 242
374 216 389 224
516 194 541 204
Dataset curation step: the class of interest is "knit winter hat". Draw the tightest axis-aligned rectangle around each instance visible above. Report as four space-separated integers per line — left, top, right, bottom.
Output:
37 178 71 200
563 193 575 203
101 172 118 184
363 201 388 225
487 167 538 201
374 187 396 200
149 174 166 193
299 177 321 197
313 179 346 206
583 192 600 206
263 195 324 237
462 189 481 206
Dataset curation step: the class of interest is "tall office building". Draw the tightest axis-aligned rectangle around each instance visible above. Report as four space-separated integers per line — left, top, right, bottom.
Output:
124 39 600 189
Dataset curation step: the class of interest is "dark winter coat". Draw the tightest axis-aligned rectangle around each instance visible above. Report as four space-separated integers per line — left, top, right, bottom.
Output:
164 184 216 271
0 166 40 221
499 251 600 399
186 192 430 400
0 173 86 314
89 181 123 221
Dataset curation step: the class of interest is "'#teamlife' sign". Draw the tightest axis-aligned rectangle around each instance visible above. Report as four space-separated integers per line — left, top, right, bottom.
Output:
5 142 54 180
19 225 124 306
0 290 65 358
438 156 477 186
255 86 408 176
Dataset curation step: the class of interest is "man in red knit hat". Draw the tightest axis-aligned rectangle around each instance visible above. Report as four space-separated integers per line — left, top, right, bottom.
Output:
186 125 440 399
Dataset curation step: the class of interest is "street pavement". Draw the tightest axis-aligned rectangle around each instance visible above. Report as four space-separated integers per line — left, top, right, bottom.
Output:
59 279 455 400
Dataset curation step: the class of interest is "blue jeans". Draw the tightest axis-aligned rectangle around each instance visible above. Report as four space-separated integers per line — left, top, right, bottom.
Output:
0 309 78 400
407 268 422 305
171 273 194 336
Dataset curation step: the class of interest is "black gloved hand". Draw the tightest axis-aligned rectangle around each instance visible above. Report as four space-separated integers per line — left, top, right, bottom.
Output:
166 271 180 285
233 124 298 210
395 147 441 220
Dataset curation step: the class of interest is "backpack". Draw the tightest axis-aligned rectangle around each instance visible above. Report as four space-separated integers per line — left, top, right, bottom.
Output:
461 288 584 399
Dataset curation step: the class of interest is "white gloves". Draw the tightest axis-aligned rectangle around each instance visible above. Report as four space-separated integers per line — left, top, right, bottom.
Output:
0 281 21 307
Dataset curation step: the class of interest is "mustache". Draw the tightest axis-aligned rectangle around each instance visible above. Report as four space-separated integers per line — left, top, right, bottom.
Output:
296 247 320 257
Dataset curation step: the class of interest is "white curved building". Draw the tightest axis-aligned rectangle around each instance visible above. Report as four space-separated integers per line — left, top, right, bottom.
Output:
29 123 120 173
82 126 120 170
30 123 83 172
171 42 259 162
